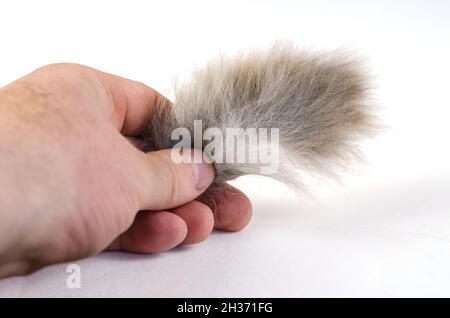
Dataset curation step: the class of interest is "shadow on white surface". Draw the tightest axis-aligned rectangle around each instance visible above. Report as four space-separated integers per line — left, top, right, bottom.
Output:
1 176 449 297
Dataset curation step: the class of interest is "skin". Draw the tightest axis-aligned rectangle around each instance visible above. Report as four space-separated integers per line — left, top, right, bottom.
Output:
0 63 252 278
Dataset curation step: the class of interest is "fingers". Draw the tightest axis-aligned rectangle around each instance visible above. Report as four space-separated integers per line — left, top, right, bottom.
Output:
94 68 252 234
197 183 253 232
108 211 187 253
106 183 250 254
131 148 215 211
93 68 171 136
107 200 215 253
171 201 214 244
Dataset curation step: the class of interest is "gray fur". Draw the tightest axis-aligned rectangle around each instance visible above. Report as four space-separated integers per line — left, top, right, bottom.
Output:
142 43 378 189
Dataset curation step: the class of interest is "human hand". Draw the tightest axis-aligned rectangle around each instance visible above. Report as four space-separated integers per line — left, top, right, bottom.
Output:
0 63 252 278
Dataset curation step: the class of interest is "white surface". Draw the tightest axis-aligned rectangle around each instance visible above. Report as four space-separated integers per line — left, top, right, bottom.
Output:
1 0 450 297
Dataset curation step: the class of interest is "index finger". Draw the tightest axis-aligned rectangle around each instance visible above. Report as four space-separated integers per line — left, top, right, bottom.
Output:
94 69 171 136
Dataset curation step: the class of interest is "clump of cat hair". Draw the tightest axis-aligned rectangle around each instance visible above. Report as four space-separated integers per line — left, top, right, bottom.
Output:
142 43 378 189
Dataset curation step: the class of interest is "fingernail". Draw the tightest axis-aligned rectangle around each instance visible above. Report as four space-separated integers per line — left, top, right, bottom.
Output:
192 162 214 190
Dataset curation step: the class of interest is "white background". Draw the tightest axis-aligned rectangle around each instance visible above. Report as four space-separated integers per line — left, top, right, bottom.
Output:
1 0 450 297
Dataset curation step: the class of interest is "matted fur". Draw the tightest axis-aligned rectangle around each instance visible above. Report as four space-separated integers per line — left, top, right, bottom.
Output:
142 43 378 189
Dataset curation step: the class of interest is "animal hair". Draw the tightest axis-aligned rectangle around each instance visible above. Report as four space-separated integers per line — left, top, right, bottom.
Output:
142 43 378 190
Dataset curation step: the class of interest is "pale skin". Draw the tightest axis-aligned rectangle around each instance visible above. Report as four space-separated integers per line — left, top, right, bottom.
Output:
0 64 252 278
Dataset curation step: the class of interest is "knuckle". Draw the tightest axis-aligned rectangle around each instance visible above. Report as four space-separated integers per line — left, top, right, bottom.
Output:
33 62 84 74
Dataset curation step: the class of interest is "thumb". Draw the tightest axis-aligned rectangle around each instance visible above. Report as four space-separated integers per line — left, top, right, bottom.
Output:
132 148 215 211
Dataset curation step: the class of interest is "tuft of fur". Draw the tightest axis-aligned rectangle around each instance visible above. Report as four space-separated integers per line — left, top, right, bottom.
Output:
142 43 378 189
